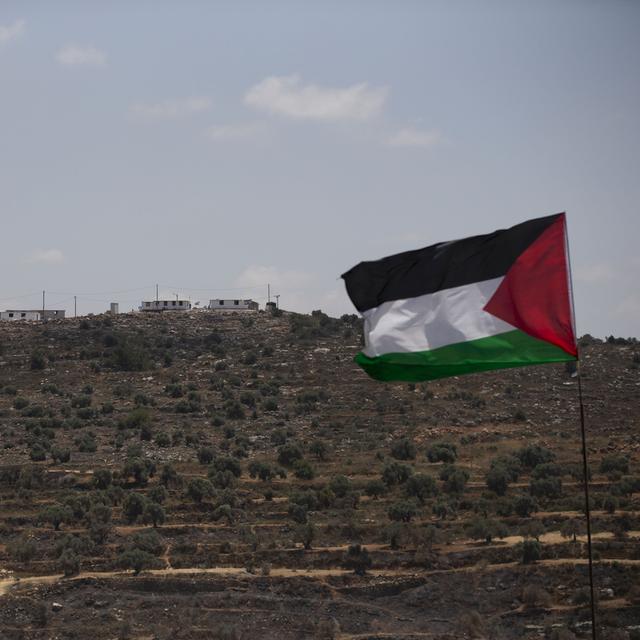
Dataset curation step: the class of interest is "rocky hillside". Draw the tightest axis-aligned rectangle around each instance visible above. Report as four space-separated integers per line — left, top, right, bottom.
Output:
0 309 638 640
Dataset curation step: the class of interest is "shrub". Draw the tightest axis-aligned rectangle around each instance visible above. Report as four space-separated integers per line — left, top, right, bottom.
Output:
329 475 352 498
513 493 538 517
600 455 629 477
602 494 619 514
148 485 168 504
154 432 171 447
187 478 215 504
516 444 554 469
30 351 47 370
50 447 71 464
342 544 372 575
112 340 150 372
432 499 454 520
404 474 438 504
388 500 419 523
143 502 166 527
560 518 583 542
520 520 545 542
164 383 184 398
198 447 215 465
29 443 47 461
160 464 181 488
278 443 304 467
520 539 542 564
59 549 80 576
382 461 413 486
365 479 386 499
426 442 457 463
39 505 72 531
529 476 562 500
263 398 278 412
486 466 511 496
441 467 469 494
248 461 276 482
122 493 147 523
467 517 507 543
118 548 155 575
531 462 565 479
288 503 308 524
239 392 256 408
93 469 113 490
123 458 153 485
309 439 328 461
209 456 242 478
490 455 522 481
224 401 245 420
13 397 29 410
242 352 258 365
122 407 150 429
296 523 315 550
390 438 417 461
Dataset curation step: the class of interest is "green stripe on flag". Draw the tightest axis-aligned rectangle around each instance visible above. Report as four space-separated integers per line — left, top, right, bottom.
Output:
355 330 576 382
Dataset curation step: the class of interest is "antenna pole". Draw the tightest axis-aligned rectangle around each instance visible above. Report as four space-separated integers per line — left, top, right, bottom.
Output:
156 284 159 303
42 290 45 322
268 284 271 304
74 295 77 318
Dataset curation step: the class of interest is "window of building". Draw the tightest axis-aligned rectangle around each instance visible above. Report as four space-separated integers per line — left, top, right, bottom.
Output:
8 313 14 318
164 301 168 306
145 302 150 307
21 313 26 318
219 300 224 305
234 300 239 305
172 301 176 306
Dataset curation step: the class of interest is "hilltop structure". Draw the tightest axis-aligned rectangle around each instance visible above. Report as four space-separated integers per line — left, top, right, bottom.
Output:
140 300 191 312
209 299 259 311
1 309 65 321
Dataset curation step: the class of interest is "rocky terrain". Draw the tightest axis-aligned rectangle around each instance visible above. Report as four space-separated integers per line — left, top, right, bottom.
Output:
0 309 638 639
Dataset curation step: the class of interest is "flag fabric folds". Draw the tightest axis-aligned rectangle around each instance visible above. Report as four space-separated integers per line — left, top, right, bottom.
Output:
342 213 577 382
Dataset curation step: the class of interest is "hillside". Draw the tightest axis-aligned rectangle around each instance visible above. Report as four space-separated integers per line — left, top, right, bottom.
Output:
0 309 638 640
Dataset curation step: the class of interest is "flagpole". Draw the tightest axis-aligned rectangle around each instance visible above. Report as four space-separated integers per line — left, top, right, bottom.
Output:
576 363 597 640
564 212 597 640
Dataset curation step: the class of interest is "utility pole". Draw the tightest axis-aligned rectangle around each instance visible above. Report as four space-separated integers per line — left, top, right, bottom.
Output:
42 290 45 322
74 296 77 318
275 294 280 309
156 284 159 303
268 284 271 305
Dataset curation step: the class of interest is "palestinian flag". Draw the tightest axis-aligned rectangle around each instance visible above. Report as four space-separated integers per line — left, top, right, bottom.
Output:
342 213 577 382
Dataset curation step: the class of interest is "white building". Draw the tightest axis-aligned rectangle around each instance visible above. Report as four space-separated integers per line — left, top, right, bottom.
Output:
1 310 41 321
140 300 191 312
209 299 259 311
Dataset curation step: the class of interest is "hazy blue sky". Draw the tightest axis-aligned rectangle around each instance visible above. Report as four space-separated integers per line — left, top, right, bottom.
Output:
1 1 639 337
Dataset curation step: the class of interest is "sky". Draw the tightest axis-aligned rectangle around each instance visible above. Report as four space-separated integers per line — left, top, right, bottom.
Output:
1 1 639 337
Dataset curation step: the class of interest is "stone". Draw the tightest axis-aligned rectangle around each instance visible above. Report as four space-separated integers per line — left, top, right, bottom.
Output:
51 602 63 612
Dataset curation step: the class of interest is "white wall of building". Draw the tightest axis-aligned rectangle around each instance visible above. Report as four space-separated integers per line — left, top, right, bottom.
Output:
209 299 259 310
1 311 41 321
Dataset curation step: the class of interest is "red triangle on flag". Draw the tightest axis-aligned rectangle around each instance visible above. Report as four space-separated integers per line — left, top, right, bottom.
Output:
483 213 577 356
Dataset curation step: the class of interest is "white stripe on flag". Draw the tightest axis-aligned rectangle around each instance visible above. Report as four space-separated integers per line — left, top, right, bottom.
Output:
361 277 516 357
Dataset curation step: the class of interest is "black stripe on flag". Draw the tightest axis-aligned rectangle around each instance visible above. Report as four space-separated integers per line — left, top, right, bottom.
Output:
342 213 562 313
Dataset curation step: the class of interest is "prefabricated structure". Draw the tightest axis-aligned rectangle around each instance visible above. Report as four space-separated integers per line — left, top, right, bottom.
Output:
109 303 119 315
1 310 41 321
140 300 191 312
209 299 259 311
1 309 65 321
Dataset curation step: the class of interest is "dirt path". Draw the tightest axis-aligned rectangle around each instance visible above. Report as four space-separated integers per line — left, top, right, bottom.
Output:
3 558 640 598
